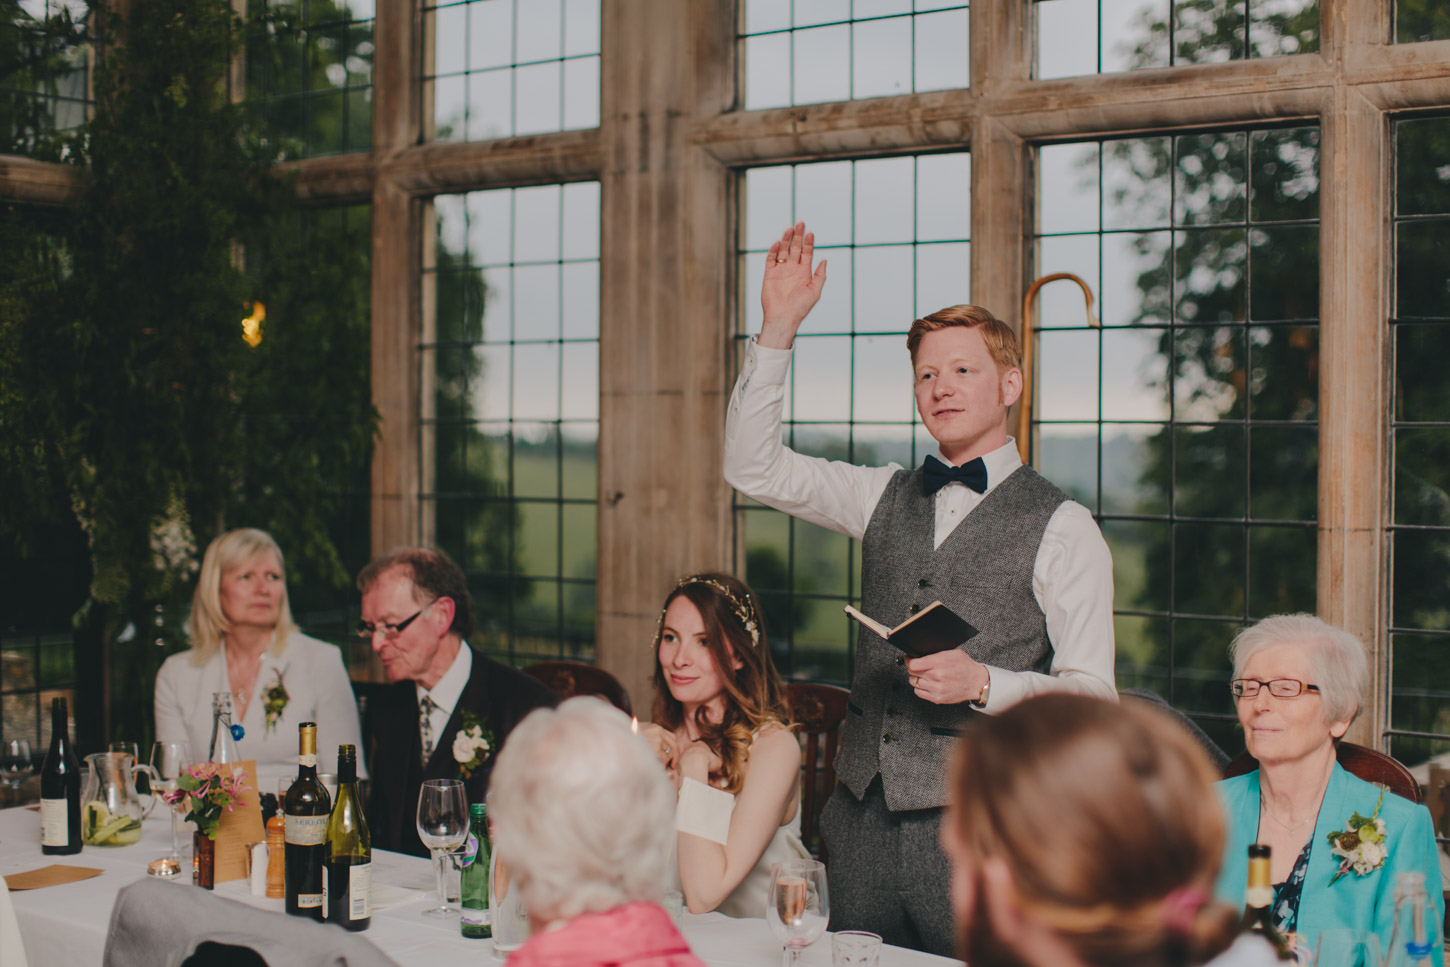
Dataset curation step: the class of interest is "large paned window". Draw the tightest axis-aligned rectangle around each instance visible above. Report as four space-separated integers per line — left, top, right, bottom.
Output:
1388 114 1450 768
737 0 969 110
1033 126 1320 752
733 153 970 682
1 0 89 158
1033 0 1318 79
423 0 599 143
421 182 600 664
243 0 375 159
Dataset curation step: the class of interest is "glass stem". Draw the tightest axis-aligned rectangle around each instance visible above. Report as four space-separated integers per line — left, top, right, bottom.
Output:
433 850 448 908
781 945 802 967
169 801 180 858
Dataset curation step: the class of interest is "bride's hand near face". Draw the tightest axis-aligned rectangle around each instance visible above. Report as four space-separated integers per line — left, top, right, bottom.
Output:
678 739 724 785
638 723 678 776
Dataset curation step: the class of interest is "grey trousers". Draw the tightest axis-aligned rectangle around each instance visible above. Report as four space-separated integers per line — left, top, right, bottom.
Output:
818 777 956 958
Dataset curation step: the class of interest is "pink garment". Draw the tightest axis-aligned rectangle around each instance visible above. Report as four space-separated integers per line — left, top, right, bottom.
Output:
506 902 707 967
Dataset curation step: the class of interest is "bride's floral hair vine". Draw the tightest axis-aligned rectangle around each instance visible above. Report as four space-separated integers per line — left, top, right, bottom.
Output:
653 574 761 648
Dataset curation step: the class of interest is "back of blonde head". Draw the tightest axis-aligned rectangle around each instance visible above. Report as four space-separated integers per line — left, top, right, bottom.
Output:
951 694 1239 967
188 528 295 665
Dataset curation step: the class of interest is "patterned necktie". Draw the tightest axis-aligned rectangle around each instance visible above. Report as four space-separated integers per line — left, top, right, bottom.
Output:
419 695 439 761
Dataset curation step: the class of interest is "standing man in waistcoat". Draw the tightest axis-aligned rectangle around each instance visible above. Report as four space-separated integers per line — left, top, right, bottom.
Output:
724 222 1116 956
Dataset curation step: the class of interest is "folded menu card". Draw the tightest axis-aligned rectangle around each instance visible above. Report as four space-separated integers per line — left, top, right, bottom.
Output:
5 864 104 891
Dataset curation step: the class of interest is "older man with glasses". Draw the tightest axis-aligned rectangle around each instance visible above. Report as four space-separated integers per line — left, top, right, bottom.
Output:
357 547 559 857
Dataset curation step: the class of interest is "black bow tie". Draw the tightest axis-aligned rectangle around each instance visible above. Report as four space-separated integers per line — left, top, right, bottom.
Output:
922 454 988 496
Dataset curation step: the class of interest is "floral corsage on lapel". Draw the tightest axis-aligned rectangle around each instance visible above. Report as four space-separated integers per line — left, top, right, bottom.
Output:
262 665 290 736
452 708 494 780
1326 787 1388 885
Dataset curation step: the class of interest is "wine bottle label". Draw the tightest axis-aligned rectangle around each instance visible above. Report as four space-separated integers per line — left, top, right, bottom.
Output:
285 814 328 845
349 861 371 920
1245 885 1274 908
40 798 70 847
298 754 317 767
461 907 490 926
297 891 323 909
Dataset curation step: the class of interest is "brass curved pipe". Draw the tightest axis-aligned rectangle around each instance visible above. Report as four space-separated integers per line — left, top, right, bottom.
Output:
1017 273 1100 464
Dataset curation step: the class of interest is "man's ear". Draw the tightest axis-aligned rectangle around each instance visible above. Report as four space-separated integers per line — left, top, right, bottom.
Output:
431 594 457 629
999 367 1023 409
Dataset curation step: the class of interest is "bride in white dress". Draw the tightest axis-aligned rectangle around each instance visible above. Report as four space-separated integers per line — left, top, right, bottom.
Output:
640 573 810 918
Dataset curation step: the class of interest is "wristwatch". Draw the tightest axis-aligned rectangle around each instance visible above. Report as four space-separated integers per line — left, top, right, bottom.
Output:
968 669 991 710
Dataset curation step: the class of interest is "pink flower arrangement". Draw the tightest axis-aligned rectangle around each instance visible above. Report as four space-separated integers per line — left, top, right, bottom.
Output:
161 762 250 840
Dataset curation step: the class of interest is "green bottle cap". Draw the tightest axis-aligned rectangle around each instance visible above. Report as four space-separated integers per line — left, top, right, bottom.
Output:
470 802 487 818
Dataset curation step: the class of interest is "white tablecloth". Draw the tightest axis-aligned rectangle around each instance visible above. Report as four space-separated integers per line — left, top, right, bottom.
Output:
0 807 956 967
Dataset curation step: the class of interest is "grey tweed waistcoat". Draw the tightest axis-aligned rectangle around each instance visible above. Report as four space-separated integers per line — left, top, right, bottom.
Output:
835 463 1069 812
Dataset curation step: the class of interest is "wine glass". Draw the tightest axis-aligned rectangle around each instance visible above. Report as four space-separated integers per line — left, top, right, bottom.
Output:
1313 929 1381 967
147 740 192 878
0 739 33 798
767 859 830 966
416 778 469 917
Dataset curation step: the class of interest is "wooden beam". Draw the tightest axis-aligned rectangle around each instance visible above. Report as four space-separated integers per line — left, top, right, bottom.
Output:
595 0 736 719
0 156 83 207
386 129 604 194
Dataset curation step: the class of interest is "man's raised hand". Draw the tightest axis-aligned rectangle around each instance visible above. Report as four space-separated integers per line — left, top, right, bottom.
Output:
758 221 828 350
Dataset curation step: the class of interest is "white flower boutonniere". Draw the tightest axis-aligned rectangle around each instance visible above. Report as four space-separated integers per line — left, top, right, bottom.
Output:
452 710 494 780
1326 787 1388 885
262 665 290 736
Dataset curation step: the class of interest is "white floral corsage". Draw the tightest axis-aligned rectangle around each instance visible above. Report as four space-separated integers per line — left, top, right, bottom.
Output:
1325 787 1387 885
452 710 494 780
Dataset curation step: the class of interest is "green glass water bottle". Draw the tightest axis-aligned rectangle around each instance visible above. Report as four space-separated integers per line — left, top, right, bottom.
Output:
459 802 492 939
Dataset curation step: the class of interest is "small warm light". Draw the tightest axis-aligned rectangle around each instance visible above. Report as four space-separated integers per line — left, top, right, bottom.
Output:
631 716 639 734
241 302 266 348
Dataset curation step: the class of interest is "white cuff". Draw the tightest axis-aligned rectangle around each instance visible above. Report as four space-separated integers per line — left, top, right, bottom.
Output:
675 777 735 845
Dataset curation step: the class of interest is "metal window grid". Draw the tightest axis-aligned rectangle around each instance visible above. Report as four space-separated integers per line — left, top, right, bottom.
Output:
419 182 600 666
0 0 90 157
1032 124 1321 752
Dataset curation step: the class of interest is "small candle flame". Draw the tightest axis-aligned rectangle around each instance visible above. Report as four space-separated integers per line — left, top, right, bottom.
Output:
630 716 638 734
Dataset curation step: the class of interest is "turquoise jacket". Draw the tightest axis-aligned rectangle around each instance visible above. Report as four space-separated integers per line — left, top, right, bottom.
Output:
1215 763 1444 965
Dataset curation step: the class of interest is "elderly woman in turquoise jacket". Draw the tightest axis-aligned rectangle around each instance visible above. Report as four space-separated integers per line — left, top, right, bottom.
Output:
1214 614 1443 963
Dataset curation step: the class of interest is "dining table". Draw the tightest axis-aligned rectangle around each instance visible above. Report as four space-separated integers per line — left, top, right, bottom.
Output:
0 805 958 966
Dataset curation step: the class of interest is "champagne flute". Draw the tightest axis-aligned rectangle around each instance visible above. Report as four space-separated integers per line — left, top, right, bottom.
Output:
767 859 830 966
417 778 469 918
147 740 192 878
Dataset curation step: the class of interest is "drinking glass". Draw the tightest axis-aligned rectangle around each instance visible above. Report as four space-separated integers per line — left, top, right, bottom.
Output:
767 859 830 966
0 739 33 797
416 778 469 918
1313 929 1381 967
148 740 192 878
831 930 882 966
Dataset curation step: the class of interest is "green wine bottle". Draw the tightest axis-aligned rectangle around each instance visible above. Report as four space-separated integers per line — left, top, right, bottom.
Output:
324 744 371 931
459 802 492 939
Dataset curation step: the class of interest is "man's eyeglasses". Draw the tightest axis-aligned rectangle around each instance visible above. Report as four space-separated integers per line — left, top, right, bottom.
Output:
1230 678 1320 699
356 600 436 641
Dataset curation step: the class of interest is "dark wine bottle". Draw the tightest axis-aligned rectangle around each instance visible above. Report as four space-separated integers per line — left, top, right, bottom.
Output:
284 722 331 920
324 744 371 931
40 697 81 855
1240 845 1294 961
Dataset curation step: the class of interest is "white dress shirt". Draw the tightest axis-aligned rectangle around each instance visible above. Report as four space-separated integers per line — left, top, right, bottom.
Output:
416 641 473 758
724 337 1117 713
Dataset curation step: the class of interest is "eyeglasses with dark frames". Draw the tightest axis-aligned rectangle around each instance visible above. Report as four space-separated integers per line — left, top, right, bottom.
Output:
356 600 437 641
1230 678 1321 699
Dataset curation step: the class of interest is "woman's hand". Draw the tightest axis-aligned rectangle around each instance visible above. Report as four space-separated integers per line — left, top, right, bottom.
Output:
638 723 677 773
679 739 724 785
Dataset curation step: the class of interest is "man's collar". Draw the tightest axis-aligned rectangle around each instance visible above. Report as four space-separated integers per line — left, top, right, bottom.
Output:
933 438 1021 495
417 639 472 716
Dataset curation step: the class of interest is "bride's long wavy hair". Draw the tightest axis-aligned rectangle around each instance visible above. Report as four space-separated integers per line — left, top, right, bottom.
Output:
651 572 792 794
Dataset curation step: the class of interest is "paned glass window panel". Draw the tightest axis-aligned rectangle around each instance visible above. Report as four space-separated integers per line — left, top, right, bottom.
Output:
423 0 599 143
1395 428 1450 528
1115 614 1171 694
1397 118 1450 217
1395 1 1450 44
244 0 374 161
738 0 968 108
1035 127 1318 718
1389 635 1450 768
1035 0 1316 79
733 154 968 683
421 184 599 663
1395 324 1450 422
1 0 90 158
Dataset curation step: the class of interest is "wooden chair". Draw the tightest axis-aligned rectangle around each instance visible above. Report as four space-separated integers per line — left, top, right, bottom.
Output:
522 659 633 715
1223 742 1422 804
786 681 850 864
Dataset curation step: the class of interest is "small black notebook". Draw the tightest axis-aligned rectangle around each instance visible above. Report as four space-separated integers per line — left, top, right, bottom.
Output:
843 601 980 659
